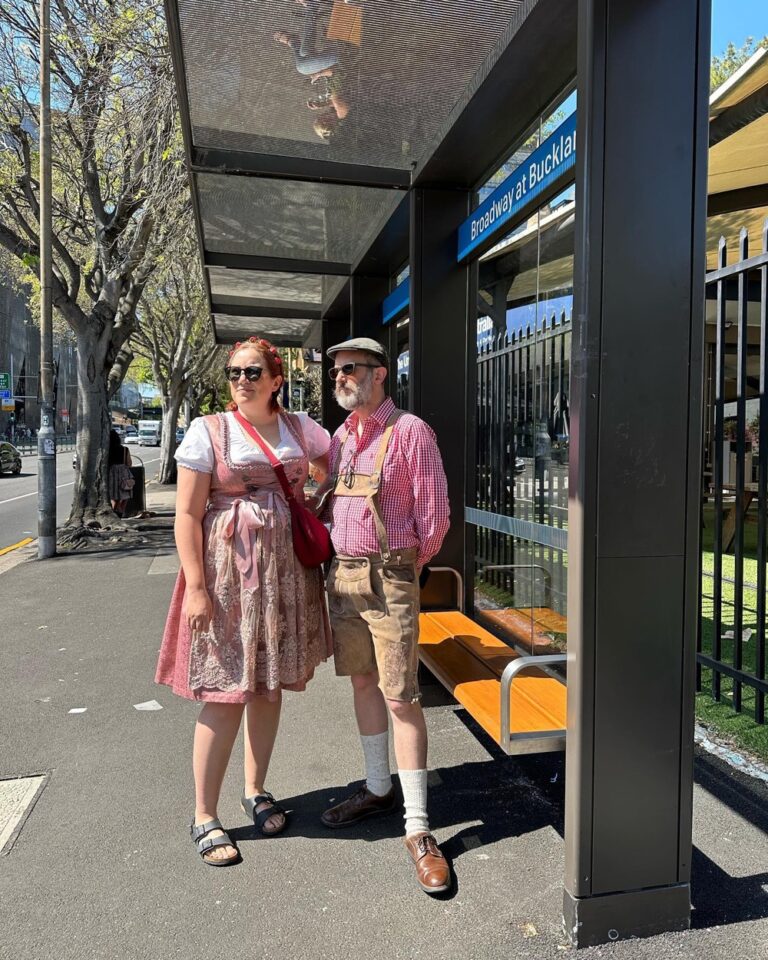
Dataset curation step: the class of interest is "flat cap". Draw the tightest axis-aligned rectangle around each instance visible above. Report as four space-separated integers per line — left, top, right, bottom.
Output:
326 337 389 365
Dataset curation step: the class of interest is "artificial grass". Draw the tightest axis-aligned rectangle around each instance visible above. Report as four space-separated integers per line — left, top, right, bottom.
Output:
695 682 768 765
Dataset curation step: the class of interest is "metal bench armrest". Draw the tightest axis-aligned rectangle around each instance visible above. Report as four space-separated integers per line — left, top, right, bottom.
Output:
499 654 567 755
426 566 465 613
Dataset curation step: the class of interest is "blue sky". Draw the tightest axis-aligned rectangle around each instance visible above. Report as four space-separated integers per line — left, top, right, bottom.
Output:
711 0 768 56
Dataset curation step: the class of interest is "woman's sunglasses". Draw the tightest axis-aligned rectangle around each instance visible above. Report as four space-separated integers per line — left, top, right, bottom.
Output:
328 362 381 381
224 365 264 383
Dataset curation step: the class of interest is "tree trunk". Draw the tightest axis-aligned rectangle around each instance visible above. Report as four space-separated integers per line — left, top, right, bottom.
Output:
157 393 182 485
67 329 114 527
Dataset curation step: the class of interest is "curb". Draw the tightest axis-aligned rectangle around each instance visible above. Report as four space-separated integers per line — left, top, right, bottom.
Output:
0 541 37 577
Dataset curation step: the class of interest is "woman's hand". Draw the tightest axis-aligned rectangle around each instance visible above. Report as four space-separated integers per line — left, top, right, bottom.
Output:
185 587 212 634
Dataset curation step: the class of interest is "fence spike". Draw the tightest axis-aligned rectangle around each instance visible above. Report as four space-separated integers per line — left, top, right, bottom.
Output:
739 226 749 259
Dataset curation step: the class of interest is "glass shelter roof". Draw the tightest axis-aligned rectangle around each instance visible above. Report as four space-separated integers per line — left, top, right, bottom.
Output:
165 0 529 344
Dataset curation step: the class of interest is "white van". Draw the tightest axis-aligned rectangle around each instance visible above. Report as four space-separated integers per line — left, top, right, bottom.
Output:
137 420 162 447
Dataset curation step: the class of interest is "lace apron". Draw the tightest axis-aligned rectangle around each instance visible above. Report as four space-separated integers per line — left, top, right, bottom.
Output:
155 411 332 702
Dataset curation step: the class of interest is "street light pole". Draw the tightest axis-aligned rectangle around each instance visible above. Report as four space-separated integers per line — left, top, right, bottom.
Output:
38 0 56 558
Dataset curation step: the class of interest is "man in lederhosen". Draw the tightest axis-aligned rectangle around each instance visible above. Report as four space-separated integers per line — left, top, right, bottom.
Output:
318 337 451 894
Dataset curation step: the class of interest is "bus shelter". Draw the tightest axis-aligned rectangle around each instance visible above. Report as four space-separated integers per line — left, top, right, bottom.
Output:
164 0 711 945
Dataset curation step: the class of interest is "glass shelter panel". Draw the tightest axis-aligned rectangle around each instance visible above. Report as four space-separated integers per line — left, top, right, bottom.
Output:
197 173 396 264
395 320 410 411
471 185 574 656
179 0 523 169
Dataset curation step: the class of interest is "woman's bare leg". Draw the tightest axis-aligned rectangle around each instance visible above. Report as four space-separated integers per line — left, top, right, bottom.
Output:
193 701 245 862
243 692 285 833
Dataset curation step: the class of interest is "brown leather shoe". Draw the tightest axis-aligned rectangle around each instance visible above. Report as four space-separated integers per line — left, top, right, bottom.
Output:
321 785 398 828
404 832 451 894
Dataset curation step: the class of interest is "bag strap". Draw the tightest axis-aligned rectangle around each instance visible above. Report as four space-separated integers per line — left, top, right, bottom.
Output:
232 409 295 503
331 427 351 485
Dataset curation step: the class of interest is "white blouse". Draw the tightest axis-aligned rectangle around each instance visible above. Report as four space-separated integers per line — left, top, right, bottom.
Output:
175 411 330 475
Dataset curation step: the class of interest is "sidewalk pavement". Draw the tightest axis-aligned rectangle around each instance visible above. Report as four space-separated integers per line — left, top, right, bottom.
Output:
1 484 767 960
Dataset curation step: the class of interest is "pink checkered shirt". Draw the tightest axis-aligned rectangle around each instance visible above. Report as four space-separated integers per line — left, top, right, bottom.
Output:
328 397 450 567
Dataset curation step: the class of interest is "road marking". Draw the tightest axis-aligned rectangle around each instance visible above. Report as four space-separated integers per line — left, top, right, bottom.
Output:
0 775 47 856
0 538 33 557
0 481 75 506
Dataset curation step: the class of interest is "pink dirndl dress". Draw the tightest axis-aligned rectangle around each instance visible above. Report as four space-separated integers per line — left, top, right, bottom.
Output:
155 412 332 702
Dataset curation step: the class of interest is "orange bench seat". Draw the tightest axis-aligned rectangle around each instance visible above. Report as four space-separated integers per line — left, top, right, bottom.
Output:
418 609 567 754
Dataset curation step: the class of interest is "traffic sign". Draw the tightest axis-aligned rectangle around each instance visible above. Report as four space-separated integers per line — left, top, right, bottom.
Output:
0 373 9 391
0 388 10 400
1 400 14 412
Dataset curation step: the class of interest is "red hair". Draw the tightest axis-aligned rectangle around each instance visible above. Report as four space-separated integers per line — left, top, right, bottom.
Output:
226 337 284 412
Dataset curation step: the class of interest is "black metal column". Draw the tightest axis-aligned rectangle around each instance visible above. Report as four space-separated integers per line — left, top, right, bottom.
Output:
320 312 351 435
409 187 472 597
563 0 710 947
350 275 390 343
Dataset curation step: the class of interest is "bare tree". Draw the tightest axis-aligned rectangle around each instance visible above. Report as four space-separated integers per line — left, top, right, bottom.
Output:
132 246 220 484
0 0 186 530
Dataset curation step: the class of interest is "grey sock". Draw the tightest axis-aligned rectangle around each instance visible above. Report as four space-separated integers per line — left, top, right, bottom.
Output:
399 768 429 837
361 731 392 797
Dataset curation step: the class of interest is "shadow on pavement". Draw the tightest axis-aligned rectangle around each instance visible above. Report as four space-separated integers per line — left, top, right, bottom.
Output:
231 748 564 855
691 748 768 928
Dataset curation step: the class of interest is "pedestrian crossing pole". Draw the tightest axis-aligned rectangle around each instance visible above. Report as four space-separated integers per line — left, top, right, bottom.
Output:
37 0 56 559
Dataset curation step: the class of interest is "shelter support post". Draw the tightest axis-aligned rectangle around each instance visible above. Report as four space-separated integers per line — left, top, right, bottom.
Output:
320 313 351 435
409 187 473 608
563 0 710 946
350 275 390 343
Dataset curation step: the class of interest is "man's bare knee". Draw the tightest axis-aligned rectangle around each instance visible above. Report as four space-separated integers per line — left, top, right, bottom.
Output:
386 697 423 722
351 671 380 693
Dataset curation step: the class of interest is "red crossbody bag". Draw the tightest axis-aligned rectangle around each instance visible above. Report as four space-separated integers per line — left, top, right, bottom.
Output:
233 410 332 568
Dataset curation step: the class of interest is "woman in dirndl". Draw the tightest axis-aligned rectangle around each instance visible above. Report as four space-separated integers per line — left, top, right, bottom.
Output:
156 337 332 866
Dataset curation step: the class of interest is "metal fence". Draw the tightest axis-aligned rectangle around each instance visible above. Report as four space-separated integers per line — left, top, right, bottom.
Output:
698 222 768 723
15 434 76 456
474 311 571 618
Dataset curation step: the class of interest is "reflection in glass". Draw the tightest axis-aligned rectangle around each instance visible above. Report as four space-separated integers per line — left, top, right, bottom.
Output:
472 184 574 656
182 0 523 168
396 320 410 411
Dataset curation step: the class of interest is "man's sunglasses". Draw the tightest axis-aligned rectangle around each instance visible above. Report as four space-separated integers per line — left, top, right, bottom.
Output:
224 365 264 383
328 361 381 381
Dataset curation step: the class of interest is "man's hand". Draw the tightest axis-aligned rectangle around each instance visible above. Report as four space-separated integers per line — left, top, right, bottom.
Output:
306 483 332 517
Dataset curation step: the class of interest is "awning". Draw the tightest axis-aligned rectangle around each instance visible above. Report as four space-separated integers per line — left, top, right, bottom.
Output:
708 47 768 215
165 0 551 345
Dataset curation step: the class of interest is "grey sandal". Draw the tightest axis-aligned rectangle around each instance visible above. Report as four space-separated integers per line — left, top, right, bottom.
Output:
241 792 288 836
190 818 240 867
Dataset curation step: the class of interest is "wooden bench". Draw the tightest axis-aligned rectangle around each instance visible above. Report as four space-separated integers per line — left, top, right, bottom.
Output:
418 568 567 755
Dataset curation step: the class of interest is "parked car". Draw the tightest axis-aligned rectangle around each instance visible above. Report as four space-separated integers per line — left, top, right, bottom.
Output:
0 441 22 476
175 427 185 444
124 427 140 444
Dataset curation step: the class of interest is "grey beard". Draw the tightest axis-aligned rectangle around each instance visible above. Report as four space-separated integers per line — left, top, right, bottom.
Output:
335 373 373 411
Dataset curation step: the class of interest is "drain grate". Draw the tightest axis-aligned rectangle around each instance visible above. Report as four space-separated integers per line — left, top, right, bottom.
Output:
0 774 47 856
